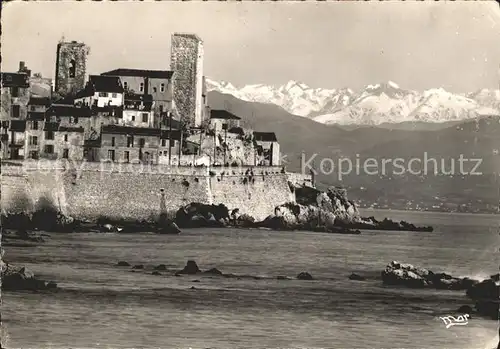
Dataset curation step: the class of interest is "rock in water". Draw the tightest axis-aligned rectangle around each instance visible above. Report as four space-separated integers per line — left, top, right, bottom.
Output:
466 278 500 320
381 261 475 290
154 264 167 271
457 305 473 314
116 261 130 267
2 264 57 291
297 272 313 280
176 260 201 275
349 273 366 281
204 267 223 275
157 221 181 234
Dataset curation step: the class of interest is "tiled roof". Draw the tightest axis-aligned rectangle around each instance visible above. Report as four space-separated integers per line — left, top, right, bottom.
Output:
101 125 161 136
160 129 181 140
210 110 241 120
47 105 92 117
52 95 75 105
89 75 124 93
101 69 174 79
74 86 94 99
27 111 46 121
59 126 84 133
28 97 51 106
253 131 277 142
1 73 29 88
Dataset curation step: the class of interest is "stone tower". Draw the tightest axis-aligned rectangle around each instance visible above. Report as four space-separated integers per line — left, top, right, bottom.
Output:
54 40 89 97
170 33 204 127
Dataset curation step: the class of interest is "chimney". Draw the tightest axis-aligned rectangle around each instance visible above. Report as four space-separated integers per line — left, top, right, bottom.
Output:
19 61 25 72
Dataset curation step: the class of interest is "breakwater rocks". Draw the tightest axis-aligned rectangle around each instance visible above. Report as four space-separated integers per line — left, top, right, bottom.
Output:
1 209 76 234
465 274 500 320
382 261 499 320
348 217 433 232
381 261 477 290
1 184 431 235
1 262 58 291
116 259 315 281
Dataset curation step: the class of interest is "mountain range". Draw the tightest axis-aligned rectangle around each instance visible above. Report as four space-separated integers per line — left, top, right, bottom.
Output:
207 90 500 213
206 79 500 127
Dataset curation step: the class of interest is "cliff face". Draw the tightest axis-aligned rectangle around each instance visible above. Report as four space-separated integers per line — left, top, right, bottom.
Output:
272 185 361 229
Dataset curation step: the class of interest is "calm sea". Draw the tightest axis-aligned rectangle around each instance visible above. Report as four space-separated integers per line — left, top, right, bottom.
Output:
2 210 499 349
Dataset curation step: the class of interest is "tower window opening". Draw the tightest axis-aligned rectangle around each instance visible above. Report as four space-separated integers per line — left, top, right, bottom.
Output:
69 59 76 78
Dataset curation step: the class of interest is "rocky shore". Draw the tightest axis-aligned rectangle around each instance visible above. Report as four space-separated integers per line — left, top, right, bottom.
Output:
1 184 432 236
1 261 58 292
381 261 499 320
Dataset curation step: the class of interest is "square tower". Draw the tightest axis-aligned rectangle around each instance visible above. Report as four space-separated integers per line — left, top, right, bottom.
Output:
55 41 89 97
170 33 204 128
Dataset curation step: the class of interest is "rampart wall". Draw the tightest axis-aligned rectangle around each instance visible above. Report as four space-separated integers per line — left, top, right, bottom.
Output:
1 161 296 222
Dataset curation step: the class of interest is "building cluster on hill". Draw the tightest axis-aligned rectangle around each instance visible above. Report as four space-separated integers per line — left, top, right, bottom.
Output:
0 34 281 166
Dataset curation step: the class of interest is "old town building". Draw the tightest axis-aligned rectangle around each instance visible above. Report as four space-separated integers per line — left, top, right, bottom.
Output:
1 72 30 159
253 132 281 166
74 75 124 108
101 69 174 126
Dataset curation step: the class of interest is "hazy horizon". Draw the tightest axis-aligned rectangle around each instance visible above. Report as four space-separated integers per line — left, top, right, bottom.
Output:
2 1 500 93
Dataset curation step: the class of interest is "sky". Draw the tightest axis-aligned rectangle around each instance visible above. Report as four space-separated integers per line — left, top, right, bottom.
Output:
2 1 500 93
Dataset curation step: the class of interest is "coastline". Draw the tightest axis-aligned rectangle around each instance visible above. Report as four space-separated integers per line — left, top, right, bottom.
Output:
2 222 498 349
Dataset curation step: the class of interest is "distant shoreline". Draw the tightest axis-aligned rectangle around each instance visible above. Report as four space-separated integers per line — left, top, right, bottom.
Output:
359 208 500 217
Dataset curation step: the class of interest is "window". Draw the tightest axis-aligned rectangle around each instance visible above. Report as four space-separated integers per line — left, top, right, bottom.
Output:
127 135 134 148
12 105 20 118
70 117 79 124
62 149 69 159
69 59 76 78
30 105 36 111
112 93 117 98
153 87 157 93
98 92 108 97
160 83 165 92
131 115 135 121
32 121 39 130
44 144 54 154
64 134 68 142
29 136 38 146
111 137 115 146
123 151 130 163
139 82 144 92
123 82 128 90
108 149 115 161
139 138 145 148
45 131 54 140
142 113 148 123
30 151 39 159
170 139 175 147
161 139 167 147
11 87 19 97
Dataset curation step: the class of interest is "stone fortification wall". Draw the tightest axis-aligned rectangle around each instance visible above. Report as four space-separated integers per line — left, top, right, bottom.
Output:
209 166 295 221
1 161 296 222
1 162 67 214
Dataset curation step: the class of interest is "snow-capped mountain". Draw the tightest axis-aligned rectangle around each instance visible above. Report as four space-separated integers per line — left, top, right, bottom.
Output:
206 78 500 126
